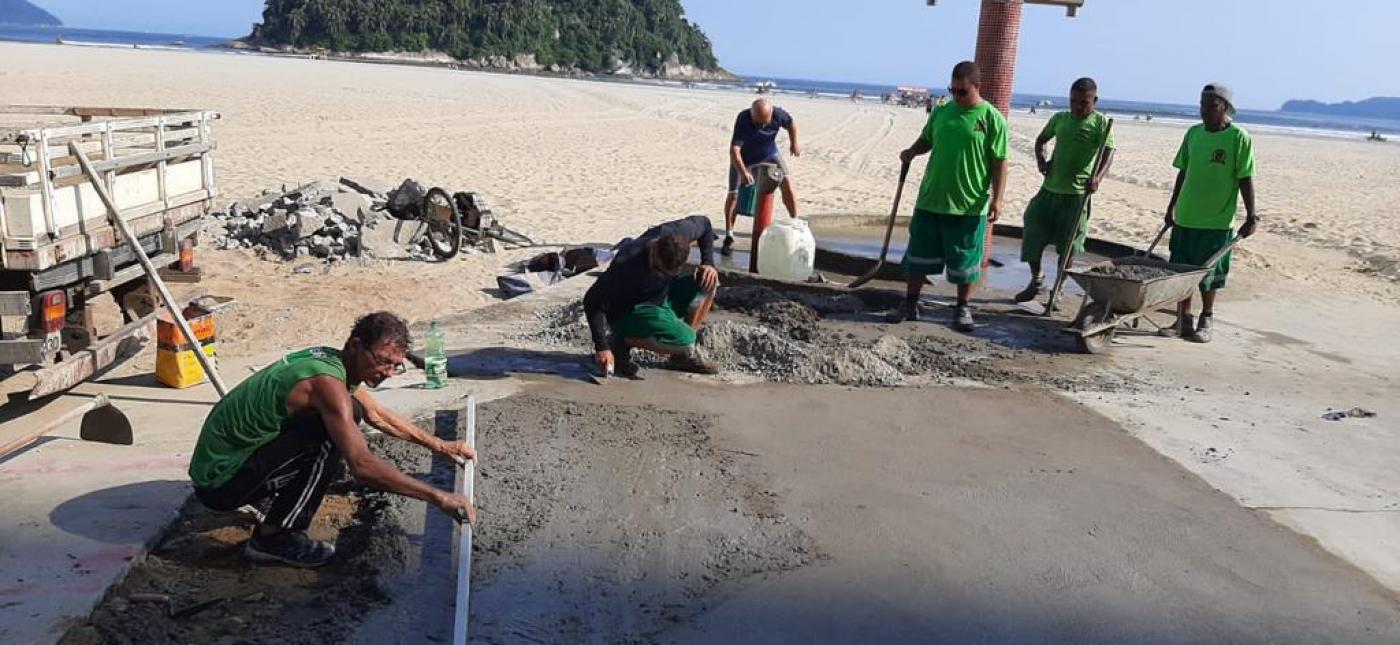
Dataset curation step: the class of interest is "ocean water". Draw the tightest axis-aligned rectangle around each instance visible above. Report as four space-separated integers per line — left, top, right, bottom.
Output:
739 75 1400 138
0 24 230 50
2 26 1393 138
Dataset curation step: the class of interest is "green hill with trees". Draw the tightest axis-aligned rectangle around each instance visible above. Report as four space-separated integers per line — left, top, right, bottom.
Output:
247 0 731 79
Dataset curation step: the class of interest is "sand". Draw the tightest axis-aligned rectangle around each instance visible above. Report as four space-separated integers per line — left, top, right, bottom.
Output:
4 41 1400 359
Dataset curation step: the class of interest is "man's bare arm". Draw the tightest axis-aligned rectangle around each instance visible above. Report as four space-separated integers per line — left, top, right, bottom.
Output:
730 145 751 184
1238 177 1258 237
1165 169 1187 226
900 137 932 163
787 119 801 156
1034 132 1053 176
989 158 1007 222
1088 147 1115 193
305 377 475 523
354 388 476 463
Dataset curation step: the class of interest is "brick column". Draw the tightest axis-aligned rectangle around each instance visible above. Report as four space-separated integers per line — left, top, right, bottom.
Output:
974 0 1023 118
974 1 1023 279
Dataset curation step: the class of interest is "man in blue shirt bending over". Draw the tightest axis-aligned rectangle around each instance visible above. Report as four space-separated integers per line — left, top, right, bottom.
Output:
722 98 801 256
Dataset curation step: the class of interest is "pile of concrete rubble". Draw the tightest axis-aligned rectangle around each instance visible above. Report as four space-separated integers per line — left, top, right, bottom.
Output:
204 177 440 262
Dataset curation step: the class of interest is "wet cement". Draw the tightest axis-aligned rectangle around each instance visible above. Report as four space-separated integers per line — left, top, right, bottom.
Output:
467 394 817 642
471 378 1400 644
519 283 1140 392
1087 263 1180 281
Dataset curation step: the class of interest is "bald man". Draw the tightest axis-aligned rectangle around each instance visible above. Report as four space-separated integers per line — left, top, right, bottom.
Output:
723 98 801 256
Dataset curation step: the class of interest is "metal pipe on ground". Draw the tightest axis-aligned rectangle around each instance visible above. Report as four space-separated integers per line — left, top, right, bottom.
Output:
452 395 477 644
69 142 227 398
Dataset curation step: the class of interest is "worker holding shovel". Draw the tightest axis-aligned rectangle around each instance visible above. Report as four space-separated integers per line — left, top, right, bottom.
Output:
1015 77 1116 306
889 61 1009 332
1164 83 1258 343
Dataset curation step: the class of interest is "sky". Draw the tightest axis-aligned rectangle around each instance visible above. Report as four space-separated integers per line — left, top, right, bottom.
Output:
28 0 1400 110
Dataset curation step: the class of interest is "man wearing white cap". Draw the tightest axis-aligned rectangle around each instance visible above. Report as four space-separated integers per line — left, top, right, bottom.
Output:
1163 82 1258 343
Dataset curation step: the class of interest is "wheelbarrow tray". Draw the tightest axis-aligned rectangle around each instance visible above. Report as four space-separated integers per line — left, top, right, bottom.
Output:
1067 257 1207 315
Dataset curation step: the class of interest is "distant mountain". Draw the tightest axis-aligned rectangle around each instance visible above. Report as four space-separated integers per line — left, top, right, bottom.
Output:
1281 97 1400 120
0 0 63 26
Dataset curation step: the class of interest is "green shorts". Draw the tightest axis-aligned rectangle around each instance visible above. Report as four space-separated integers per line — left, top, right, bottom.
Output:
902 209 986 285
1169 226 1232 290
1020 188 1088 264
613 276 705 350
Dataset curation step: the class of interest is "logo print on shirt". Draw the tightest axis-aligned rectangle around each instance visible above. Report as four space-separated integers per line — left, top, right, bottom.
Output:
975 119 988 134
1210 149 1228 165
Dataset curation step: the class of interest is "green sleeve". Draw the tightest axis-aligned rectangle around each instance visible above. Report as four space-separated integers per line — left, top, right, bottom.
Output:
919 105 939 146
1236 129 1255 179
1172 130 1191 170
988 108 1009 161
1039 112 1060 140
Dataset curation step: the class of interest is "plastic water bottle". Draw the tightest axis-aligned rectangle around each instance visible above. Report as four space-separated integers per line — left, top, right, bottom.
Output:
425 321 447 389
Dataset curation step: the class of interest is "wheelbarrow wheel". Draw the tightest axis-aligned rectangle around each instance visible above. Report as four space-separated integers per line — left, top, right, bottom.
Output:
422 187 463 260
1073 302 1116 354
1076 326 1116 354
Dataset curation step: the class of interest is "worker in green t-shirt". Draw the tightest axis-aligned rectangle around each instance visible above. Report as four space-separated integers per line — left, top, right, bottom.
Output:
891 61 1009 332
1164 82 1258 343
188 312 477 568
1016 77 1116 304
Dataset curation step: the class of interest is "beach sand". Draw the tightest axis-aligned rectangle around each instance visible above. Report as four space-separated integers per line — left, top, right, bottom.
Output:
5 42 1397 358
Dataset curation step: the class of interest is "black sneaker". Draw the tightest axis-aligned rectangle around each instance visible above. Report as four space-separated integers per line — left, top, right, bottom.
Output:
885 300 920 324
953 305 976 333
1014 278 1044 303
244 531 335 568
1186 314 1213 343
1176 313 1196 339
666 347 720 375
720 235 735 257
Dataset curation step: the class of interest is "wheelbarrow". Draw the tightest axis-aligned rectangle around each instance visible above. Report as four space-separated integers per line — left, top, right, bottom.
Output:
1063 234 1240 354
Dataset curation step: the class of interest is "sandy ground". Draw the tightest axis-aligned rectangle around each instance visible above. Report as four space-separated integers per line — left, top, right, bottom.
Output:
5 41 1400 359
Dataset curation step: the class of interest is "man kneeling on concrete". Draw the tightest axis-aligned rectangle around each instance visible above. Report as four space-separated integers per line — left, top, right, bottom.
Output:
586 215 722 379
188 312 476 567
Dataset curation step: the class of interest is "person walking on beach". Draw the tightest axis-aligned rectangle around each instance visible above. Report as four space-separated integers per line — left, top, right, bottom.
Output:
585 215 721 379
1015 77 1116 304
889 61 1008 332
1164 83 1257 343
188 312 477 568
722 98 801 256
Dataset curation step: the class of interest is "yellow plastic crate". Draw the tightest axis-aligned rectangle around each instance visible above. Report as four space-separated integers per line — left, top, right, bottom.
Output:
156 310 217 389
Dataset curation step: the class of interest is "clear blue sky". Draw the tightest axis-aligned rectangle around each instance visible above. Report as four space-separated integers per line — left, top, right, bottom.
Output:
31 0 1399 110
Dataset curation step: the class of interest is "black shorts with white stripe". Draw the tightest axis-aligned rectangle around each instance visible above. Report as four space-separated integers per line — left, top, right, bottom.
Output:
195 399 365 532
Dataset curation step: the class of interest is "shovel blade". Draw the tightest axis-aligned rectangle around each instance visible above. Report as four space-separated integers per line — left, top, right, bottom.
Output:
79 403 134 446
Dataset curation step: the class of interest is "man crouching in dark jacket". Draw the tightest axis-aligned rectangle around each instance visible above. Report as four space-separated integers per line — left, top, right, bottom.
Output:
584 215 721 379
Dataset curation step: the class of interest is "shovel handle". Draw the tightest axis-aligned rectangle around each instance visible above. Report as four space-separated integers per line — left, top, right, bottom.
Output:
1202 234 1243 270
0 394 110 458
1144 222 1172 257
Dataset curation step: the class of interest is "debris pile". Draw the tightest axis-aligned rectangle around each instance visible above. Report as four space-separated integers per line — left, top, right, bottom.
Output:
205 177 455 262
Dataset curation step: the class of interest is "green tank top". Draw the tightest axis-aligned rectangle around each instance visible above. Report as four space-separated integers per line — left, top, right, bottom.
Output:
189 347 354 489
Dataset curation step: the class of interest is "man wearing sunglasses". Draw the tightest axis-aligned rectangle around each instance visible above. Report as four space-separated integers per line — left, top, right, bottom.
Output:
891 61 1009 331
188 312 477 568
586 215 722 379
